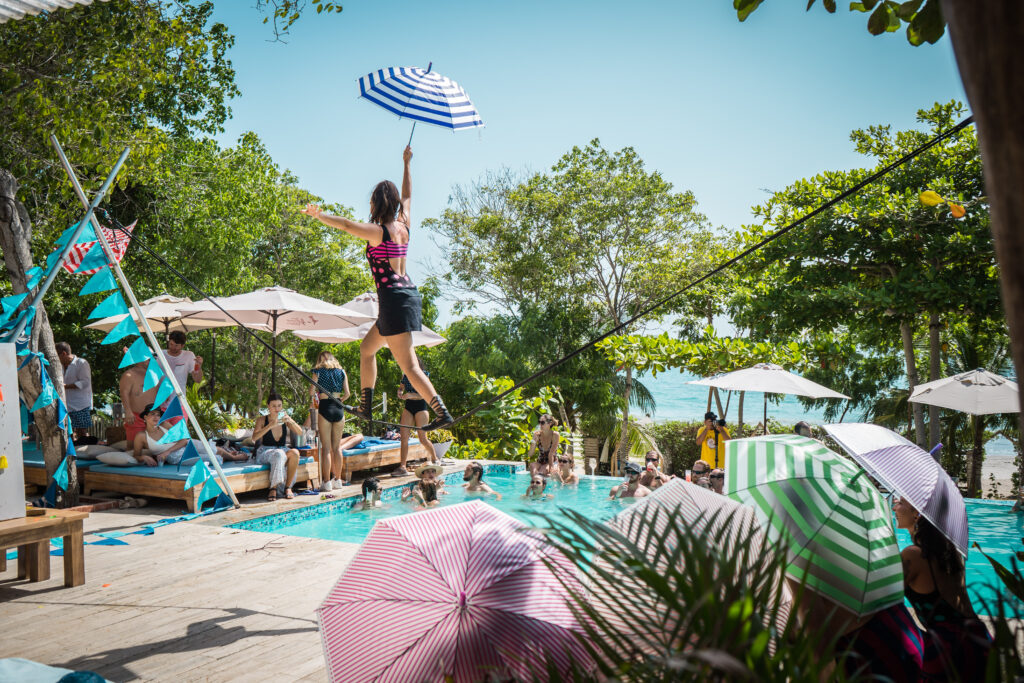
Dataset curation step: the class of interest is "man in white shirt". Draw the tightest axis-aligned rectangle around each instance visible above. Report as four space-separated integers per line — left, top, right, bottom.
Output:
56 342 93 441
161 330 203 393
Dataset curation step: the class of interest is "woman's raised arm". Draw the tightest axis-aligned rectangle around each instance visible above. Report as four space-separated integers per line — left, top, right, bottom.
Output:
302 204 384 244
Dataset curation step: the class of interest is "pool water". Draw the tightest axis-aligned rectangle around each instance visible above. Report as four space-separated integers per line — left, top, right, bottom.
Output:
895 498 1024 615
231 466 626 542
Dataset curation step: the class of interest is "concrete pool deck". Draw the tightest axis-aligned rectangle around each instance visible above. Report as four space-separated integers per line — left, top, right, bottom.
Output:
0 461 478 681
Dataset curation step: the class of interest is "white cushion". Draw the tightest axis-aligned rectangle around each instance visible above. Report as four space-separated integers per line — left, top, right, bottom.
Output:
96 451 139 466
75 444 117 459
107 440 128 451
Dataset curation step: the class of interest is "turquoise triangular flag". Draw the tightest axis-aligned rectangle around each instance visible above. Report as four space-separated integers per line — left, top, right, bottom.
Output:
196 476 223 509
152 377 174 407
88 291 129 320
158 418 189 444
25 267 44 290
1 292 28 315
74 242 110 274
30 372 57 412
176 439 201 471
184 456 211 490
45 249 66 271
66 436 76 458
213 491 233 509
20 400 29 434
118 337 153 369
55 221 97 247
2 307 35 336
53 456 69 490
56 397 68 429
143 358 164 392
79 267 118 296
89 537 129 546
101 315 139 345
160 396 183 424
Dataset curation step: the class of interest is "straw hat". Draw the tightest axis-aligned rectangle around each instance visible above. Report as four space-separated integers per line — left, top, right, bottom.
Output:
415 463 444 478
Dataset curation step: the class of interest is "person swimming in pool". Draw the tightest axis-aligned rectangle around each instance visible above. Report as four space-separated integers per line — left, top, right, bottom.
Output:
554 453 579 486
463 462 502 500
354 476 387 511
609 462 652 500
522 473 554 500
404 463 445 508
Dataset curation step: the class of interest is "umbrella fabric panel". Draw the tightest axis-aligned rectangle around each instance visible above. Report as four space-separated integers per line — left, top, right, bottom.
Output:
472 553 584 631
319 600 453 683
689 363 849 399
359 67 484 130
725 436 904 615
385 502 478 595
470 605 594 680
909 368 1020 415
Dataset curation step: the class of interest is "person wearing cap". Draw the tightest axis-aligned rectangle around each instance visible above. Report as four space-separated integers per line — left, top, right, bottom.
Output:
696 411 730 469
795 421 812 437
609 462 652 499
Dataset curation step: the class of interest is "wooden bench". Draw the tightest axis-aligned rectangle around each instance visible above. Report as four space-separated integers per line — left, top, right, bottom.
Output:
0 509 89 588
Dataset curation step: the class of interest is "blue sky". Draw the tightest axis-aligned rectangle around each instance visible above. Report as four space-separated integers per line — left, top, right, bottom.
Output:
210 0 966 324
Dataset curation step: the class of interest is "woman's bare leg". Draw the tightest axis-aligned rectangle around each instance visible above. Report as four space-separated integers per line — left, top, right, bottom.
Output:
414 410 434 461
329 420 345 482
317 413 333 480
360 326 387 390
399 408 413 469
386 333 438 398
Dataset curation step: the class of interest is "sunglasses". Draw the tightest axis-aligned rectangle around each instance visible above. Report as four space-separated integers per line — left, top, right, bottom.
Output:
645 458 658 462
692 468 708 475
558 458 570 463
710 474 724 479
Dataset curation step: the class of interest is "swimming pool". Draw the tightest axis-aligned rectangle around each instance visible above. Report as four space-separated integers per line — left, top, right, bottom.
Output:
230 466 626 541
896 498 1023 615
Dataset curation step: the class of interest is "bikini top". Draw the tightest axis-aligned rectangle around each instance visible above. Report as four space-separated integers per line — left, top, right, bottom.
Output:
146 428 178 455
366 223 414 290
536 432 556 459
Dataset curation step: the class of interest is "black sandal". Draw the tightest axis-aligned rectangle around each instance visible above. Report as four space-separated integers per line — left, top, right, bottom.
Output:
268 489 278 502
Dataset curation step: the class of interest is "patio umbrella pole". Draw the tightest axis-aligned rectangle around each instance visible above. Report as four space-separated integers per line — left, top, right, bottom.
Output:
51 135 240 508
210 332 216 395
763 393 768 435
271 313 278 389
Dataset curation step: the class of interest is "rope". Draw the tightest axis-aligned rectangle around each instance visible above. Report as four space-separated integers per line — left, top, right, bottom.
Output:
100 114 974 431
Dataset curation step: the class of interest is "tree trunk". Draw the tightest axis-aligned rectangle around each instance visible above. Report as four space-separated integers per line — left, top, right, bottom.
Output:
900 319 926 447
0 169 78 506
614 365 633 476
928 311 942 457
967 414 985 498
737 390 745 437
941 0 1024 506
713 388 724 418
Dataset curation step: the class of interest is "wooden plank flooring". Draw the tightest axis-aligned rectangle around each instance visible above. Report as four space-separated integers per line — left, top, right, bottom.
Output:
0 507 360 682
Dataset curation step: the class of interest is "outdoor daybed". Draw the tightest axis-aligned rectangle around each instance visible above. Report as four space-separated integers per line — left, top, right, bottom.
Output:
342 438 431 473
22 445 105 489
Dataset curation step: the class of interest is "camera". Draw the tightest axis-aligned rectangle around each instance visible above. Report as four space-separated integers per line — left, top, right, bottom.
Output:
705 412 726 429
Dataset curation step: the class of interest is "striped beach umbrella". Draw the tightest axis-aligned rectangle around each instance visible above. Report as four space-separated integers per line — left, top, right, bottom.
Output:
358 64 484 145
724 435 904 617
317 500 593 682
822 422 968 557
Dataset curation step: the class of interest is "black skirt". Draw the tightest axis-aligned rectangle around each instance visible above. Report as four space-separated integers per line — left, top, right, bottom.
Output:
376 286 423 336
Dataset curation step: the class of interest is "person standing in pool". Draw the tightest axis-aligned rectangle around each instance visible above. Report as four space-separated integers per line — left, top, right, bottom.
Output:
302 146 453 431
609 462 652 499
463 462 502 499
526 415 560 476
522 473 554 500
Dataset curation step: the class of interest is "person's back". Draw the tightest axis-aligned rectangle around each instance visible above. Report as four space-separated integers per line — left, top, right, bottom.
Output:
120 363 158 444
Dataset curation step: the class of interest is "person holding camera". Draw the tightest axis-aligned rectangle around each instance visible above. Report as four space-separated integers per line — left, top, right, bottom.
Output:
696 411 730 469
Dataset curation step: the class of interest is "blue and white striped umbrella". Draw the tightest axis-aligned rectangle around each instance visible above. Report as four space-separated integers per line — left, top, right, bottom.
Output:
358 64 483 142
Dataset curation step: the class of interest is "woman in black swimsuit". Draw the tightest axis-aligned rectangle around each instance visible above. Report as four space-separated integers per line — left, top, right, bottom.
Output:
527 414 560 476
393 356 436 477
302 146 453 431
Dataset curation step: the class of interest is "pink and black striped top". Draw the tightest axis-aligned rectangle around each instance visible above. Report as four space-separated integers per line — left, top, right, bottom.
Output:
366 223 414 290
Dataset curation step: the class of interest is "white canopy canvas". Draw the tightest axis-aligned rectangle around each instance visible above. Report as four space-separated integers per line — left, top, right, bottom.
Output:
688 363 849 399
295 322 446 348
909 368 1020 415
85 294 240 334
176 286 373 334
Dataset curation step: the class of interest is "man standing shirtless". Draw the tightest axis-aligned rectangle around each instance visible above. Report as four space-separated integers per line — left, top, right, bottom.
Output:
120 361 158 445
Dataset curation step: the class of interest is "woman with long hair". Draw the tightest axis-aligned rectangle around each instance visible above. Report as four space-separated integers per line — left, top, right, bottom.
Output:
301 146 453 431
251 392 303 501
392 355 437 477
894 497 992 680
311 350 350 490
526 414 560 476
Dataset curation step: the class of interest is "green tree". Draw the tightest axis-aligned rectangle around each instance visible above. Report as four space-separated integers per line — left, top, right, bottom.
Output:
0 0 237 501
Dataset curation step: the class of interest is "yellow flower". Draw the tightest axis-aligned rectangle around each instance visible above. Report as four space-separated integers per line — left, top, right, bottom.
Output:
919 190 944 207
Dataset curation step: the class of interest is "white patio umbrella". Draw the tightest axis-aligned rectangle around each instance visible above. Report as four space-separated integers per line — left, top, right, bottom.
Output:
85 294 239 335
909 368 1020 415
294 322 446 348
177 286 375 386
689 363 849 434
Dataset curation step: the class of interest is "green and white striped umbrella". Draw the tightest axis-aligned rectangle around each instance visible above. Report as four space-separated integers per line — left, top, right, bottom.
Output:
724 435 903 616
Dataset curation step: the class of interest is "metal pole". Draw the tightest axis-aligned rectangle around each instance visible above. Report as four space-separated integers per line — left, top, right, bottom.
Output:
1 148 131 344
50 135 240 508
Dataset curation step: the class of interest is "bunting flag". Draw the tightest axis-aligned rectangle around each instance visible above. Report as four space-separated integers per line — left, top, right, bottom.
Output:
152 377 174 407
56 396 68 429
160 395 183 424
54 221 97 247
177 439 201 471
101 315 139 344
25 266 44 290
30 367 58 412
88 291 129 320
158 418 190 444
213 491 234 509
118 337 153 369
66 436 76 458
43 480 58 507
53 456 69 490
45 248 66 272
20 400 29 434
196 476 223 509
2 307 36 338
184 456 211 489
0 293 29 328
63 220 136 276
142 358 164 392
79 267 118 296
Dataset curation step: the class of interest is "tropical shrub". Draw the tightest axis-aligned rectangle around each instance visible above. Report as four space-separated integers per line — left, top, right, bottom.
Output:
649 421 706 474
426 428 455 444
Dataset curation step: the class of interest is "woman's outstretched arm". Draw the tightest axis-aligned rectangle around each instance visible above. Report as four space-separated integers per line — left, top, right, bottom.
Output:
302 204 384 244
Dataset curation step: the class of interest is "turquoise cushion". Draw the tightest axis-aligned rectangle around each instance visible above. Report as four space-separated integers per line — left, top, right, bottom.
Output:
88 456 314 480
23 447 104 470
342 441 402 457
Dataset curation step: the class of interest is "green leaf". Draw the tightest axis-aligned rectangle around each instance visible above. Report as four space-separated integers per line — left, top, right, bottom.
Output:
862 0 880 8
849 2 867 12
822 0 837 12
867 3 890 34
896 0 923 19
907 0 945 45
734 0 765 22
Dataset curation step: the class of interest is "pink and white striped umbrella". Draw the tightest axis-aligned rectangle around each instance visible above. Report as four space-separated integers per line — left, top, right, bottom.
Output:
317 500 594 682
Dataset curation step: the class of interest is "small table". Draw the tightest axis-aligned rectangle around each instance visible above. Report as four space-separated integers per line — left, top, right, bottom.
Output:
0 509 89 587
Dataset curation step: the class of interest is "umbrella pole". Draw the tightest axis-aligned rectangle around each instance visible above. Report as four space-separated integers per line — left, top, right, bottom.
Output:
210 332 216 395
271 314 278 389
407 122 416 147
763 393 768 435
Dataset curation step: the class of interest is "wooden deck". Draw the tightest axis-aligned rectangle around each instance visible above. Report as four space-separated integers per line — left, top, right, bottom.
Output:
0 506 361 682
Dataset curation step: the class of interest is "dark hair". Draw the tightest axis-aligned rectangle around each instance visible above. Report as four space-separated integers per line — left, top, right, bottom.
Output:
704 411 717 421
538 414 559 427
361 477 381 499
267 392 283 405
467 462 484 480
55 342 71 354
915 516 964 580
168 330 187 345
369 180 401 226
795 421 811 436
139 403 161 419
